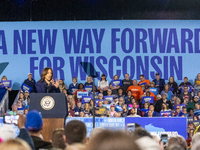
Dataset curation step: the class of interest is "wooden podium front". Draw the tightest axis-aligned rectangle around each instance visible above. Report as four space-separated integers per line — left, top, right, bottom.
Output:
29 93 68 142
42 118 65 141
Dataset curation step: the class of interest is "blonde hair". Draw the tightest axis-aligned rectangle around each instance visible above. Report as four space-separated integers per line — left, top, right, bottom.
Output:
0 138 31 150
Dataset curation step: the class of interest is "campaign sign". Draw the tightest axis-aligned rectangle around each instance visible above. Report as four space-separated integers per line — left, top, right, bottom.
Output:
160 111 172 117
95 99 103 106
140 82 147 86
194 110 200 116
142 96 154 104
115 105 123 112
82 96 93 104
77 91 88 98
1 80 12 88
71 88 78 93
170 87 174 92
102 104 111 110
149 88 157 95
174 104 186 111
103 96 113 102
21 83 32 93
187 117 194 123
84 86 92 92
125 117 187 139
111 80 122 86
88 92 99 99
181 85 193 93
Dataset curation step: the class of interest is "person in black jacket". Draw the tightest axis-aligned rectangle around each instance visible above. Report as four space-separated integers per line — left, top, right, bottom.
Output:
168 76 178 95
24 73 36 93
152 72 165 94
155 93 172 113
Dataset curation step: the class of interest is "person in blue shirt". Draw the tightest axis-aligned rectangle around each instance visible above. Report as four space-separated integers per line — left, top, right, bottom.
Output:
144 104 160 117
70 99 79 117
152 72 165 94
84 76 93 87
35 67 60 93
24 73 36 93
68 77 79 95
140 102 149 116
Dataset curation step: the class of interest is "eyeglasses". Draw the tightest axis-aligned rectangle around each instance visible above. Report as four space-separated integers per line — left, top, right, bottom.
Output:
176 108 180 109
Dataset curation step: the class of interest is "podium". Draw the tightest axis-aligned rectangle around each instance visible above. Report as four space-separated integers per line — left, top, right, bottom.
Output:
29 93 68 141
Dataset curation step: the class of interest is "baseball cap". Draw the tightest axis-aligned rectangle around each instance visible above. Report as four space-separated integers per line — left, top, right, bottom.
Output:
113 95 118 99
28 73 32 76
110 105 115 108
195 96 199 99
145 86 149 89
184 95 189 99
155 72 160 76
25 110 43 131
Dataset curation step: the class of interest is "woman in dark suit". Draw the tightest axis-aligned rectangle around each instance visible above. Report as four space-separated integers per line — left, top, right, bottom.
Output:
35 67 60 93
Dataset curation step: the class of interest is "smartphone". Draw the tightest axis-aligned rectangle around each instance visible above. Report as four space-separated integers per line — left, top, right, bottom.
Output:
161 134 168 145
3 115 19 124
127 123 135 132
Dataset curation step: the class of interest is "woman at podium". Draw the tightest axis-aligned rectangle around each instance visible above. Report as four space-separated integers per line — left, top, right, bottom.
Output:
35 67 60 93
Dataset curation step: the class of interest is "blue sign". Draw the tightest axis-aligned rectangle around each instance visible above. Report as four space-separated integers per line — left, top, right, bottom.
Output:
174 104 186 111
125 117 187 139
77 91 88 98
21 83 32 93
111 79 122 86
95 99 103 106
71 88 78 93
82 96 93 104
149 88 157 95
102 104 111 110
140 82 147 86
160 111 172 117
1 80 12 88
103 96 113 103
115 105 123 112
181 85 193 93
84 86 92 92
142 96 154 104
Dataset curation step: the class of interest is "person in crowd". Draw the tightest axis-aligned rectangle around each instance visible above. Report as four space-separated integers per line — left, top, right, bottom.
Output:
117 88 125 98
110 96 118 105
77 101 83 112
97 100 107 116
117 97 125 107
122 73 133 95
191 133 200 150
188 109 194 117
98 93 103 99
152 72 165 94
70 100 79 117
150 82 156 88
155 93 172 113
68 102 75 117
84 76 93 87
167 136 187 150
179 85 192 103
0 139 32 150
22 91 29 108
106 89 112 96
62 88 68 97
142 86 156 100
25 110 53 150
24 109 28 115
58 79 68 93
87 130 140 150
51 128 66 150
79 111 85 117
161 84 173 100
161 102 171 111
170 95 178 108
74 83 86 103
110 105 116 117
124 90 132 104
174 97 181 107
140 102 150 116
18 92 25 100
128 96 136 109
67 95 73 103
0 75 12 91
89 128 104 141
187 96 199 112
168 76 178 94
126 79 143 101
113 112 120 117
106 111 111 117
128 101 142 116
98 74 109 95
147 110 153 117
127 108 141 117
64 120 87 149
110 75 121 96
17 100 25 114
173 105 182 117
144 104 160 117
83 103 91 116
68 77 78 95
138 74 150 90
94 108 100 117
23 73 36 93
103 99 109 104
183 95 190 107
179 76 192 93
121 104 128 117
35 67 60 93
180 106 188 117
89 100 94 110
7 104 18 115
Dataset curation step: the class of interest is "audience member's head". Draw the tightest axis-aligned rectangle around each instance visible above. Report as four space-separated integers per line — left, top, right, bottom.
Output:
0 124 15 141
51 128 66 149
89 128 104 140
0 138 31 150
87 130 141 150
167 136 187 150
64 120 87 145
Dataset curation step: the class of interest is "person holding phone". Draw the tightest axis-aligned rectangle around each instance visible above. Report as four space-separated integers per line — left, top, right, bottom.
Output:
35 67 60 93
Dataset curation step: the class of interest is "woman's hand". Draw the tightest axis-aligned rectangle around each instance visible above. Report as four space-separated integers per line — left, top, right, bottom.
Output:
52 79 59 88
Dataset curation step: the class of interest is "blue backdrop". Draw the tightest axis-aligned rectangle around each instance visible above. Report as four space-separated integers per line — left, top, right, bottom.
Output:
0 20 199 89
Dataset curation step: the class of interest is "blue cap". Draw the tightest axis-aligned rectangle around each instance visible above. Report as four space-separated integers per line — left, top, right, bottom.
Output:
25 110 43 131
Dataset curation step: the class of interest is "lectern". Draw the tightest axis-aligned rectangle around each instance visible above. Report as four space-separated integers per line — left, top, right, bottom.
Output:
29 93 68 141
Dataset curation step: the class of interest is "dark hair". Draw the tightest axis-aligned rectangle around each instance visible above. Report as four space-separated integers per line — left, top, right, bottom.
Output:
78 83 84 89
100 74 107 81
52 128 66 149
64 120 87 145
40 67 53 82
140 74 144 78
72 77 77 82
167 136 187 150
132 127 152 140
